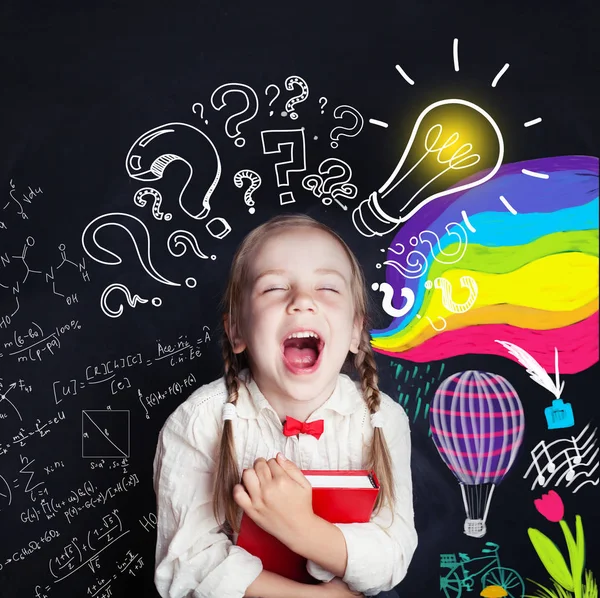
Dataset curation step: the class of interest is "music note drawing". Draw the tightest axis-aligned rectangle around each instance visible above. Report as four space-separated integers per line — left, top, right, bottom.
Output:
531 442 556 485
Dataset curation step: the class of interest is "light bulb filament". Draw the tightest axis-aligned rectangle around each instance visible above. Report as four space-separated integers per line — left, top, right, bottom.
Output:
381 124 481 201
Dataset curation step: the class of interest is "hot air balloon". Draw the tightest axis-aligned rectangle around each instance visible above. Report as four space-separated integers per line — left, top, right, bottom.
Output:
429 370 525 538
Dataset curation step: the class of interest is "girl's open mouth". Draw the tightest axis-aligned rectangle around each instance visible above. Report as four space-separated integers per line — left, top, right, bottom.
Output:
281 334 324 375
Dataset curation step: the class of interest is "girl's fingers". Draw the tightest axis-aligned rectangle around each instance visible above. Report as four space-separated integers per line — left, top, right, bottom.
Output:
253 458 273 485
267 455 287 479
241 467 261 502
232 483 252 511
274 453 309 487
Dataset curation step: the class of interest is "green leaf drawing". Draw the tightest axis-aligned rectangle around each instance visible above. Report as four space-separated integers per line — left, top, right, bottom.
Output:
576 516 586 570
525 577 572 598
561 518 584 598
528 527 574 591
583 569 598 598
525 569 598 598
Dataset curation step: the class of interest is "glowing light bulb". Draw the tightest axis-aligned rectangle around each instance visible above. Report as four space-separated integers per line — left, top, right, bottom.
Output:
352 99 504 237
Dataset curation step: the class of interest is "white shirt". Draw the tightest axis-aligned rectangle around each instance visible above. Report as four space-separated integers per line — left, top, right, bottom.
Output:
153 368 418 597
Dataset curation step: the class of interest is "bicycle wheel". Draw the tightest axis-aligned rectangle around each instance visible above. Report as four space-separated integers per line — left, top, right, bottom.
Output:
440 570 463 598
482 567 525 598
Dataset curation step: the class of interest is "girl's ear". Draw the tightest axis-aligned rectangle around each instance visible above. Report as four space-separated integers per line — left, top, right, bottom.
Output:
223 313 246 354
349 315 364 354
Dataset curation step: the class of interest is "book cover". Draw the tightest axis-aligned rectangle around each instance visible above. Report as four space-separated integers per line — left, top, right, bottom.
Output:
235 469 380 584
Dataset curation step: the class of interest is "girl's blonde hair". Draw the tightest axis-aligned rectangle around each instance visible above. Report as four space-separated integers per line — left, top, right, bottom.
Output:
213 213 395 534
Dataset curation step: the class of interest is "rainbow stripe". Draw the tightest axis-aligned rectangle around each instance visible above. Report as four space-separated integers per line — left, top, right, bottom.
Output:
371 156 599 374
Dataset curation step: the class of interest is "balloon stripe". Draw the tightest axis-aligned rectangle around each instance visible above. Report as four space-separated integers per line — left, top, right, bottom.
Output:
468 372 482 482
436 439 522 458
430 407 523 417
435 387 519 397
482 371 502 481
482 372 524 482
430 423 525 439
436 375 463 482
492 373 525 478
446 463 512 479
478 372 495 482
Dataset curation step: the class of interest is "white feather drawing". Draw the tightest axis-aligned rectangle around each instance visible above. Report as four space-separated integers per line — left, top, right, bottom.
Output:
494 340 565 398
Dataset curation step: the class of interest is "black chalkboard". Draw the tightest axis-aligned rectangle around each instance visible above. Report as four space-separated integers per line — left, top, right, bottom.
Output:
1 2 598 597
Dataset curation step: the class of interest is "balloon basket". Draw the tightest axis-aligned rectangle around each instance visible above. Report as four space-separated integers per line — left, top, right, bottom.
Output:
464 518 487 538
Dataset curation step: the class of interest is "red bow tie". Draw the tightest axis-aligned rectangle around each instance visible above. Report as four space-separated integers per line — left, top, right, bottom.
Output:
282 417 324 440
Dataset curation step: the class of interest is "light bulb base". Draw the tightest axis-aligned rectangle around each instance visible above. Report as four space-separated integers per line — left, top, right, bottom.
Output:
352 191 401 237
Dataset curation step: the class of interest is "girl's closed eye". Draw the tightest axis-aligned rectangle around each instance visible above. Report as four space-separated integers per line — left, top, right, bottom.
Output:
263 285 339 293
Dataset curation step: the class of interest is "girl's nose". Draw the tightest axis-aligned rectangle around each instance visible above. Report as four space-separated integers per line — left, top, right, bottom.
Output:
287 290 317 312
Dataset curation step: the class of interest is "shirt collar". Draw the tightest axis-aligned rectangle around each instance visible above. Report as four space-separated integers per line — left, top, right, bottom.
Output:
234 368 364 420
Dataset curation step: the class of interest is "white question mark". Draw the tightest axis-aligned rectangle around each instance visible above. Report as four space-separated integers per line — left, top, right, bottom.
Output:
283 76 309 120
133 187 172 221
416 314 448 331
318 158 353 206
166 229 217 289
319 97 328 114
233 169 262 214
425 276 478 313
167 230 216 261
126 122 221 221
82 212 181 287
371 282 415 318
265 84 280 117
210 83 259 147
191 102 208 125
330 104 365 148
100 283 161 319
329 181 357 211
301 158 357 211
260 128 307 206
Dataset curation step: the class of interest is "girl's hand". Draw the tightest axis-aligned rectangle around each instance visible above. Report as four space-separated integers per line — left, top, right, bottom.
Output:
319 577 364 598
233 453 314 543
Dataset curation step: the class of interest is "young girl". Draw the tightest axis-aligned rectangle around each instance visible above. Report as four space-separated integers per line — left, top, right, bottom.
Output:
153 214 418 598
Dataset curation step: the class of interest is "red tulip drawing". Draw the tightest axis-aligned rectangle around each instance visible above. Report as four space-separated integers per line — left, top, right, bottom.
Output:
527 490 597 598
534 490 565 523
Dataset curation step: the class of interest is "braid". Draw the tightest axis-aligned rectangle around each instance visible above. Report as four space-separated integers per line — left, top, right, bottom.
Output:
212 335 244 536
353 328 396 520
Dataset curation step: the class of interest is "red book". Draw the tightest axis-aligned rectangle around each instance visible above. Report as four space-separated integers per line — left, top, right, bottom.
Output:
235 469 380 584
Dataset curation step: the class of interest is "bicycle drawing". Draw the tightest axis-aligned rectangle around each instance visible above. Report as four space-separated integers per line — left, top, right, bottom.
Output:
439 541 525 598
